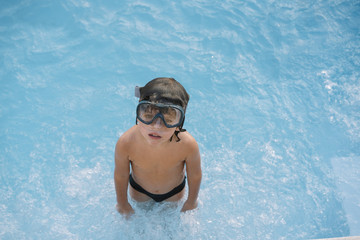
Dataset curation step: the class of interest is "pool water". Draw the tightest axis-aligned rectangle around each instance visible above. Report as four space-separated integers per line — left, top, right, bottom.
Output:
1 0 360 239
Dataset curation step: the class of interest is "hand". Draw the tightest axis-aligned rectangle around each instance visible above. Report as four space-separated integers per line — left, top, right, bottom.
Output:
116 202 135 218
181 199 198 213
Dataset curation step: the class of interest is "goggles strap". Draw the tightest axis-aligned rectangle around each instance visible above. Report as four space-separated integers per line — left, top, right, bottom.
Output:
170 116 186 142
135 86 141 98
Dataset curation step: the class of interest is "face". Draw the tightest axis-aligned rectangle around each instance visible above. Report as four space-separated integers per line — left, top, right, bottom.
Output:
137 118 178 145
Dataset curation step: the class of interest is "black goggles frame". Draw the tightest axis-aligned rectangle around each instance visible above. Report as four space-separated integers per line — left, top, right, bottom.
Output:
136 100 185 128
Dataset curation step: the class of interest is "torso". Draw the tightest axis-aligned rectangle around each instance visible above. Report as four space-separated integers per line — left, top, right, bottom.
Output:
125 126 188 194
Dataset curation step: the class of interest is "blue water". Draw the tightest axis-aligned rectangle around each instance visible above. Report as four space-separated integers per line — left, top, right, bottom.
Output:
1 0 360 239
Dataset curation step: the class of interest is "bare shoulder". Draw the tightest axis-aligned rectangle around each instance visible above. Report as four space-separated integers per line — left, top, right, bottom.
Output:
115 126 137 155
178 131 201 168
178 131 200 153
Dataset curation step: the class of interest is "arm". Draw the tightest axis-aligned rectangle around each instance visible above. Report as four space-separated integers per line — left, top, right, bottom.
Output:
181 140 202 212
114 138 134 216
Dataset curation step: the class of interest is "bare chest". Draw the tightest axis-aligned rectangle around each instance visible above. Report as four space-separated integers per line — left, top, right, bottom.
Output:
130 147 185 174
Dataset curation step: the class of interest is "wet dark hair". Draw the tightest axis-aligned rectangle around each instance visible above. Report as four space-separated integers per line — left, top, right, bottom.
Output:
138 77 190 142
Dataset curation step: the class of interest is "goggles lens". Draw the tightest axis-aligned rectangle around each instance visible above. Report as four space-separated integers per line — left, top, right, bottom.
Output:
136 101 184 128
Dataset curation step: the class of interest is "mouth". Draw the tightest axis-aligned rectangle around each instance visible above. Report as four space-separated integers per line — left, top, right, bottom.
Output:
148 133 161 139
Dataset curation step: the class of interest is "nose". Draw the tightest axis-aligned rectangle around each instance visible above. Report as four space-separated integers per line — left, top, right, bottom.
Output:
151 117 164 128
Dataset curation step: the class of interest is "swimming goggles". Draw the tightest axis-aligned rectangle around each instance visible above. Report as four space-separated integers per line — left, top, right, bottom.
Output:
136 100 185 128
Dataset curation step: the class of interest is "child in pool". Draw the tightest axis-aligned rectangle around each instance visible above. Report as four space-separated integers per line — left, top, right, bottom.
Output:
114 77 202 216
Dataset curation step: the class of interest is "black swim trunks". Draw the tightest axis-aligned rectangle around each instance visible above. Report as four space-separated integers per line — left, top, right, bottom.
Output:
129 174 186 202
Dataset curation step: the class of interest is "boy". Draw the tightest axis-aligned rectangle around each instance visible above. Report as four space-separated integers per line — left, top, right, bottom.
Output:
114 77 202 216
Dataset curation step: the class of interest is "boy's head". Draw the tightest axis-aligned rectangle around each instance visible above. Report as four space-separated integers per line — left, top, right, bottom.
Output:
135 77 190 142
138 77 189 111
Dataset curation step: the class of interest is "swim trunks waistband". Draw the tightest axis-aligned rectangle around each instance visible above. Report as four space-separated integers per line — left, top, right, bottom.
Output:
129 174 186 202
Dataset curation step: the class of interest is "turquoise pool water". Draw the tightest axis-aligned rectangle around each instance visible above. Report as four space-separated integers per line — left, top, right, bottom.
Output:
1 0 359 239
